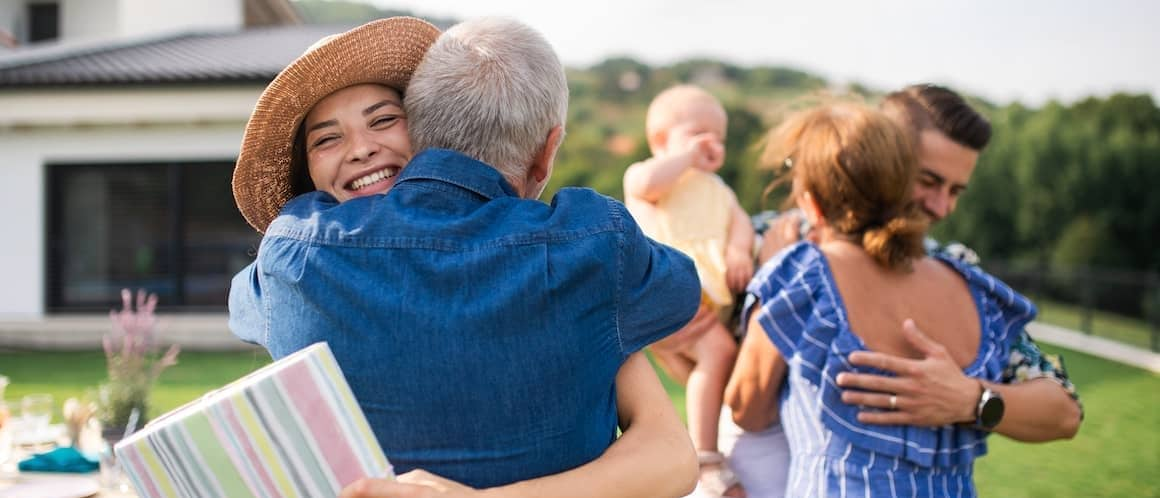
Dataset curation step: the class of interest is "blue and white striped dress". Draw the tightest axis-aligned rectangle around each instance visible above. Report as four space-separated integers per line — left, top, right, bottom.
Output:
742 242 1036 498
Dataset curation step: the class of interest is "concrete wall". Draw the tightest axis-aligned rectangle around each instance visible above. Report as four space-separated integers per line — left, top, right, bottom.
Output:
61 0 119 41
119 0 242 38
0 0 24 41
0 85 262 319
0 0 243 45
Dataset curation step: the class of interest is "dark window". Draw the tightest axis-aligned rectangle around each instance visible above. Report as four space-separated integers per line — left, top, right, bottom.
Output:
27 2 60 43
46 162 261 312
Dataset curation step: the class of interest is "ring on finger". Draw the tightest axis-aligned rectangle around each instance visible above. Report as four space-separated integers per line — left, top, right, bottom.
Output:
888 394 898 410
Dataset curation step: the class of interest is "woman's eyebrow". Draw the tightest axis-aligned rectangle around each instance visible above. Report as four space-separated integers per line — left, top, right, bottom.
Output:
363 99 402 116
306 119 337 134
305 99 402 134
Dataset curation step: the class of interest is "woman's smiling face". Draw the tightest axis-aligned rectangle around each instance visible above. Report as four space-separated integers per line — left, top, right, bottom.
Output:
303 83 412 203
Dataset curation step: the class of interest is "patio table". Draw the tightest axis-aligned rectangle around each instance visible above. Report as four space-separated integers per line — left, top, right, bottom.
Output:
0 470 137 497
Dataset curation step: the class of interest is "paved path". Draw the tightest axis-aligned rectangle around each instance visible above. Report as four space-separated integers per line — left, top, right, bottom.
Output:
1027 322 1160 373
0 313 254 351
3 314 1158 372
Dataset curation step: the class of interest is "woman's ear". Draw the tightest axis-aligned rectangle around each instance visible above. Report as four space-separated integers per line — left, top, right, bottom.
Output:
796 190 824 227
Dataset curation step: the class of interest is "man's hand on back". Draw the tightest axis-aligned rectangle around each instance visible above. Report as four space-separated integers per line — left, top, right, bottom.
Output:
835 319 978 427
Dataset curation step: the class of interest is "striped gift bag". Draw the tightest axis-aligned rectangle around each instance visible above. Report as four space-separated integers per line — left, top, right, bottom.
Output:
114 342 392 498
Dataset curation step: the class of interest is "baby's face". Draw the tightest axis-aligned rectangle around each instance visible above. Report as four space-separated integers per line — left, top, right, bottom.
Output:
666 101 727 171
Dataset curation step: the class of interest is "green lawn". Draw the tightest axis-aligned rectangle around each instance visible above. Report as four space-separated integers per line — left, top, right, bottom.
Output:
970 344 1160 497
0 349 274 423
2 344 1156 497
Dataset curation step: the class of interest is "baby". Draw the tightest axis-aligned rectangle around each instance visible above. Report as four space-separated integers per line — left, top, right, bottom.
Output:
623 85 754 497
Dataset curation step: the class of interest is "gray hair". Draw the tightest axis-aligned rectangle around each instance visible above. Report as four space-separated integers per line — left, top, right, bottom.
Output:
406 18 569 185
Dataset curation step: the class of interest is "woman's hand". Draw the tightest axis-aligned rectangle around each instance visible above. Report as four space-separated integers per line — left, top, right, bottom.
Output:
340 470 481 498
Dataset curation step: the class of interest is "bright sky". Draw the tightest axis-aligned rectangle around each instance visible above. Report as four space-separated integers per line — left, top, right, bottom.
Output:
370 0 1159 106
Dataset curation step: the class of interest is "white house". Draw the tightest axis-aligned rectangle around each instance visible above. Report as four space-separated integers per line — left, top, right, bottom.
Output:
0 0 341 348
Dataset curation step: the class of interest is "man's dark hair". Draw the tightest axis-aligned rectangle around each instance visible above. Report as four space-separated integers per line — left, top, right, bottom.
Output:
880 84 991 151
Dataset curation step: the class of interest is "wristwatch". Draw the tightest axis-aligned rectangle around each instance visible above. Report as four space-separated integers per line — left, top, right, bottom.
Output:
973 383 1005 430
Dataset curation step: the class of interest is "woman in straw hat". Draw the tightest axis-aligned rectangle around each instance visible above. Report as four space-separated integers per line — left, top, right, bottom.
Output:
231 17 697 498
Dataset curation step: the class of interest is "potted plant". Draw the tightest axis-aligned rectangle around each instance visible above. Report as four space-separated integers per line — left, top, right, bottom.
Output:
98 289 179 443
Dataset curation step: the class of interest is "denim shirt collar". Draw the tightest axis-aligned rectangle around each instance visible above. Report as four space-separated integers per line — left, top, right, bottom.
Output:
396 148 520 200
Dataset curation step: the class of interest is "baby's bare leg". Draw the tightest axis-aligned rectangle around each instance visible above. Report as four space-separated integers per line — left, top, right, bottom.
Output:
650 347 695 386
686 321 738 452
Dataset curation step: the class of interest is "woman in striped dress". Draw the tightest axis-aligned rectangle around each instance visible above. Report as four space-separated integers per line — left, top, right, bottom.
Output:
725 103 1035 497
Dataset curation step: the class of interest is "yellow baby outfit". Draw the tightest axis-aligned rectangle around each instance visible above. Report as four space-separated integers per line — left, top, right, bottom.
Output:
638 168 735 309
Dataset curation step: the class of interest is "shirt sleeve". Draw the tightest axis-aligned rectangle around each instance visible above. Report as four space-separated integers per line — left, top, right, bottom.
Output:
1002 329 1084 418
741 242 824 362
614 201 701 357
228 261 267 346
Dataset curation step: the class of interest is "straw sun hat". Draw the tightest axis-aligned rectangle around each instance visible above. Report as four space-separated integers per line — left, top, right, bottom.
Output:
233 17 440 233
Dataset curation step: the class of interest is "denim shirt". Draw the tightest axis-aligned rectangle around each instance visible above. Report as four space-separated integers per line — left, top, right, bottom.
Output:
229 148 700 488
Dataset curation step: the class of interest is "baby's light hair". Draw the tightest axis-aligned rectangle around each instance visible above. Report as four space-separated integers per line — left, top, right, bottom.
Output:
645 84 726 150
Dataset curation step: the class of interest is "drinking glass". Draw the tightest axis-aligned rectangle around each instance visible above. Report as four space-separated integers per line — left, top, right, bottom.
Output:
21 393 54 436
99 432 132 493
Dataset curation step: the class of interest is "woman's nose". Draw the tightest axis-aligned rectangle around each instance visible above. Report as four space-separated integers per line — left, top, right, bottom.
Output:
346 130 379 162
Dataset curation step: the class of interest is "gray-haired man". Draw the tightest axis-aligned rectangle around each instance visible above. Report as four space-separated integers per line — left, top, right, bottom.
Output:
339 17 700 498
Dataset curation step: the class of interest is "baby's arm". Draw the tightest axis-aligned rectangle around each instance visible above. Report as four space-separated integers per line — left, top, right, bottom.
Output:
623 134 723 203
724 199 755 293
623 153 693 204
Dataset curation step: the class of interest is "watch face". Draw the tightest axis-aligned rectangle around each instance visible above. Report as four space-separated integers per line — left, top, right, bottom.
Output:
979 392 1005 428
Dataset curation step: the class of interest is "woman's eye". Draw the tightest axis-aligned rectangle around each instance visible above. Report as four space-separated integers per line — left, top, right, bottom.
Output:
372 115 400 127
311 135 337 148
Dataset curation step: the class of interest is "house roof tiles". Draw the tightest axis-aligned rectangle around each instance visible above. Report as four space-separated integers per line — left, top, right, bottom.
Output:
0 24 352 87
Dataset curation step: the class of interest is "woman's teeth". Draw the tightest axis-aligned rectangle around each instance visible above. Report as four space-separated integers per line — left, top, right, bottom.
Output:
348 169 395 190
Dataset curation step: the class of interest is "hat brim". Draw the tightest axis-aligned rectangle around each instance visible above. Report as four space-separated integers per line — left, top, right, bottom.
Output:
233 17 440 233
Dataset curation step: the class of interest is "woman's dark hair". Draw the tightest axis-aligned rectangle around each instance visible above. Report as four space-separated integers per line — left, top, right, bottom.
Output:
289 122 316 196
880 84 991 151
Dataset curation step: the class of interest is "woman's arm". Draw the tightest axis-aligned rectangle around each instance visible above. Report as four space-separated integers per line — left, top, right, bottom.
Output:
724 306 787 432
487 351 698 497
340 352 698 498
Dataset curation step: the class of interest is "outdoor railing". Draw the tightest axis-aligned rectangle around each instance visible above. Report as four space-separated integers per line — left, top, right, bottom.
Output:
983 261 1160 352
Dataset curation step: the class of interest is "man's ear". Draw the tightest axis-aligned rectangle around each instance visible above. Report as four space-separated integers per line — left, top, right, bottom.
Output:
526 125 565 198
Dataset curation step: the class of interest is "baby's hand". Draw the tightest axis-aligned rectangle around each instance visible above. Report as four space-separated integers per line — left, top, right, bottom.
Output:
686 133 725 172
725 245 754 293
667 128 725 172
